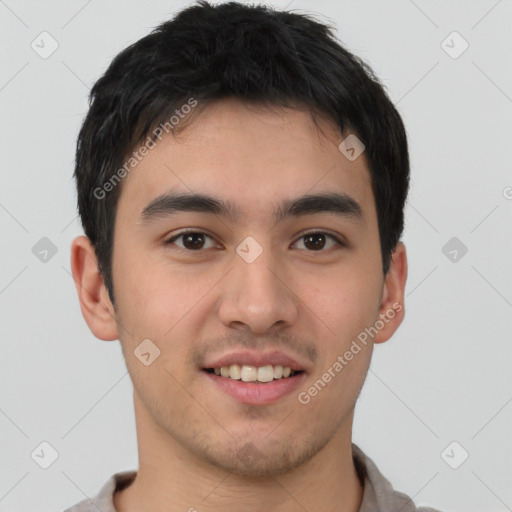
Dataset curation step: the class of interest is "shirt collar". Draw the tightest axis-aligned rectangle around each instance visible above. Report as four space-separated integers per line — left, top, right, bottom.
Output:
352 443 421 511
74 443 421 512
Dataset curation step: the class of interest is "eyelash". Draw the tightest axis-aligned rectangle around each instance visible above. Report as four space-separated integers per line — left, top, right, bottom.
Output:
164 229 345 252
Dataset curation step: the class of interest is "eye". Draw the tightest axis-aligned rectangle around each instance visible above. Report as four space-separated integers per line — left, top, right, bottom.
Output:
292 231 344 251
164 230 345 252
165 230 218 251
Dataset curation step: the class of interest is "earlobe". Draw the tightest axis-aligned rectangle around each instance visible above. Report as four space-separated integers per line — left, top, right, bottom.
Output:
373 242 408 344
70 235 119 341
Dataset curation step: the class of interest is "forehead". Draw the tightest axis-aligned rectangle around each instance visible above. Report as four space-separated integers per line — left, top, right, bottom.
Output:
116 99 375 224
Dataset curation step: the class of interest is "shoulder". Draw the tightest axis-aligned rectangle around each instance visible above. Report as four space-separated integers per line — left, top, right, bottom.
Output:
62 470 137 512
352 443 444 512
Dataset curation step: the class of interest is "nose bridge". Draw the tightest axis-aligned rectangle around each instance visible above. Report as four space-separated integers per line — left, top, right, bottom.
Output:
218 240 298 332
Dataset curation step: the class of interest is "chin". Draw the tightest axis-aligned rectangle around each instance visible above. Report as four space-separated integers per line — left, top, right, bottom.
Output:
193 430 330 478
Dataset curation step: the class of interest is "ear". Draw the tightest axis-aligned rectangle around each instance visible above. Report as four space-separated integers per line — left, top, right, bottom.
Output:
70 235 119 341
373 242 408 344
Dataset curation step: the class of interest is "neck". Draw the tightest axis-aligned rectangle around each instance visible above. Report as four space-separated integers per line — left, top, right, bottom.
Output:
114 393 364 512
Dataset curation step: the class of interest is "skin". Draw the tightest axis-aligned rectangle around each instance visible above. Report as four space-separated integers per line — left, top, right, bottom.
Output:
71 98 407 512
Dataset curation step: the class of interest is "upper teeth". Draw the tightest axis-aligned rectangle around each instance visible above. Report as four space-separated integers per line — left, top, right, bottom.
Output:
213 364 294 382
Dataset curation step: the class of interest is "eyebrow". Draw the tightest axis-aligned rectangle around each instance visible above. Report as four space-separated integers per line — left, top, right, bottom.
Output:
140 191 364 225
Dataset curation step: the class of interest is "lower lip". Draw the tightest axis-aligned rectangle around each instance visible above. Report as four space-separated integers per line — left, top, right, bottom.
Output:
203 371 307 405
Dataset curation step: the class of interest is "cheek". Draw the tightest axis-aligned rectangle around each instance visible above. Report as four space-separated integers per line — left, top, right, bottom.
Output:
297 333 373 418
112 251 215 369
112 246 188 325
298 266 381 337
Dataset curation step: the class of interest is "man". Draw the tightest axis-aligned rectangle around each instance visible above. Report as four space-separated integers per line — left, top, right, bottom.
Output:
65 1 442 511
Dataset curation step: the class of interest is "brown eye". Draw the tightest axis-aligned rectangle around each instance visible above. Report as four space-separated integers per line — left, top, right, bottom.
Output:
165 231 217 251
293 232 343 251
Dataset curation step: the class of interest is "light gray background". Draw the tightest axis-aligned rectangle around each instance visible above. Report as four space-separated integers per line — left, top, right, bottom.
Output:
1 1 511 511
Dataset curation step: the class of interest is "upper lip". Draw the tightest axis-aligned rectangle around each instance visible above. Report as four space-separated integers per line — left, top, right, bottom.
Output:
203 350 309 372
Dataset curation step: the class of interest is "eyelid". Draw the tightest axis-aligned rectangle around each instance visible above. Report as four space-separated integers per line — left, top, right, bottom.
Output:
295 229 346 245
165 229 219 247
165 228 346 251
292 230 345 250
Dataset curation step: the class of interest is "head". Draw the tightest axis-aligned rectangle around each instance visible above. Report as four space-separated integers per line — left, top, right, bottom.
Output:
71 1 408 477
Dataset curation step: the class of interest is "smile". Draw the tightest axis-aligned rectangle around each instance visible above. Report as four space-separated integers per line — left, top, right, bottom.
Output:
205 364 302 382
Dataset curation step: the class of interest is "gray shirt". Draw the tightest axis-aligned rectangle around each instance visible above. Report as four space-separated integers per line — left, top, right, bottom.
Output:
63 443 442 512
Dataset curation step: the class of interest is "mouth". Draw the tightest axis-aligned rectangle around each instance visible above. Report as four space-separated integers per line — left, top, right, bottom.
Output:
201 350 309 404
201 354 308 405
203 364 304 383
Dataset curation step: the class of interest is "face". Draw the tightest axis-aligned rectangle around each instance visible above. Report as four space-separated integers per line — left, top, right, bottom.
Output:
89 98 406 476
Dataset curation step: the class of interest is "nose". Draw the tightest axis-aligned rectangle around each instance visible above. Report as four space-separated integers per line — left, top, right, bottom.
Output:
217 248 299 334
